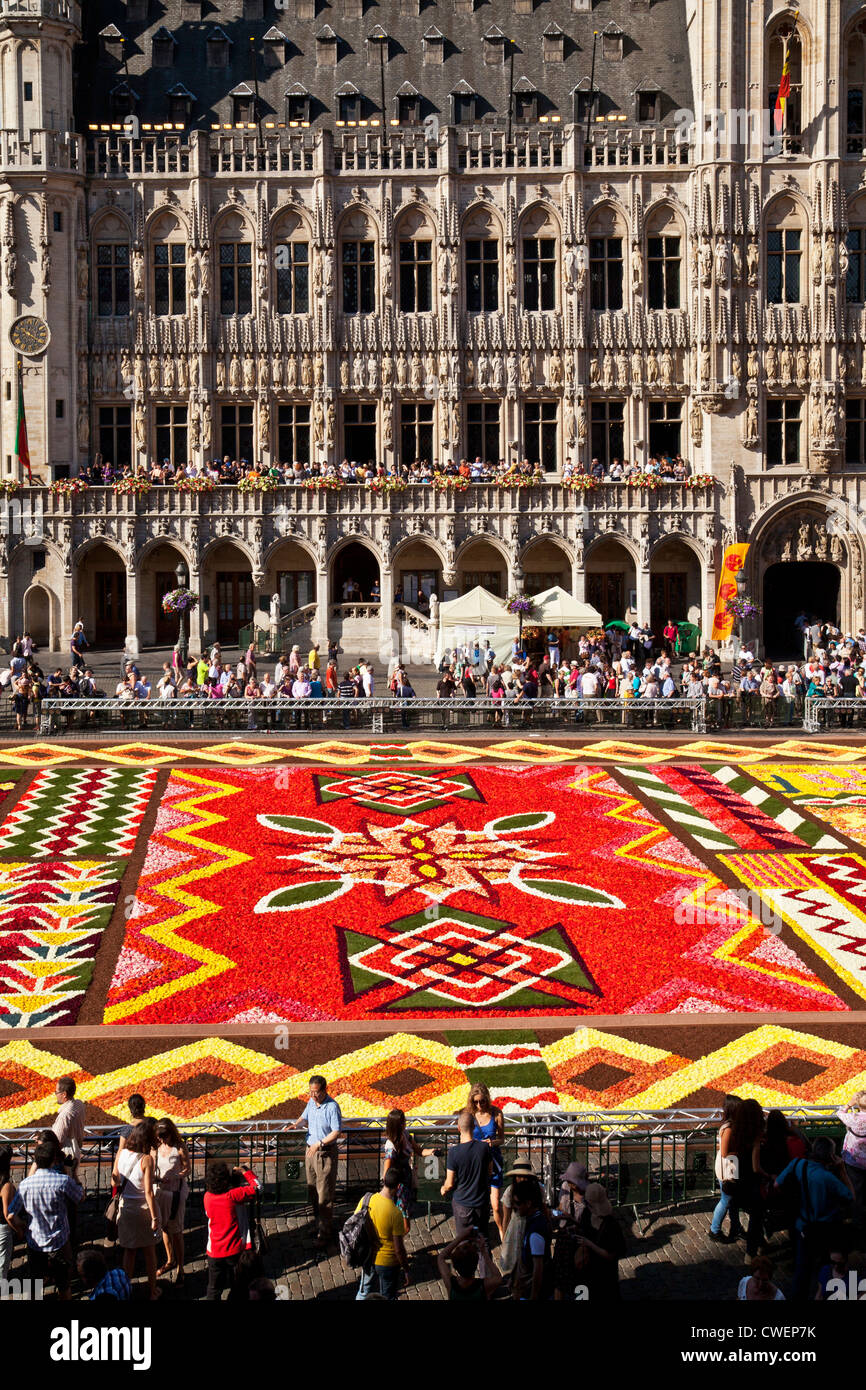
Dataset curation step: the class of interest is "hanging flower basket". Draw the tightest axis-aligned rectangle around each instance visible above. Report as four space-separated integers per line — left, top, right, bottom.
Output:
684 473 716 489
562 474 598 491
432 474 470 491
161 588 199 615
0 480 20 496
506 595 536 618
725 595 761 620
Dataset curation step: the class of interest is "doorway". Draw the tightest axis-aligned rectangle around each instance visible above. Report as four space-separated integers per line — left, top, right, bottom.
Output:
95 573 127 645
216 571 254 644
343 404 377 465
154 573 179 645
650 572 687 637
588 572 625 626
763 561 840 658
332 543 380 604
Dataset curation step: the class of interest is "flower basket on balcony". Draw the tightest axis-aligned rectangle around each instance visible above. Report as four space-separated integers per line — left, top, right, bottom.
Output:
368 477 408 493
113 476 152 497
0 480 20 496
494 468 545 487
432 474 470 491
238 474 280 493
627 473 665 490
725 595 761 620
175 477 217 493
562 474 598 491
301 477 343 491
684 473 715 489
49 478 89 496
161 588 199 615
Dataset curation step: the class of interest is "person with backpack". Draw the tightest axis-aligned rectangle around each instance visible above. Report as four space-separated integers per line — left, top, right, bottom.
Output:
351 1169 410 1301
775 1137 854 1300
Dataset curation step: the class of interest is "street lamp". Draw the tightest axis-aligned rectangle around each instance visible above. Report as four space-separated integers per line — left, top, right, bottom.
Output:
733 562 747 658
175 559 189 667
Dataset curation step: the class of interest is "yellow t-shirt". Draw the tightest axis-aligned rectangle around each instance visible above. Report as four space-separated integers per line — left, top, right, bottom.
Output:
308 649 320 670
355 1192 404 1267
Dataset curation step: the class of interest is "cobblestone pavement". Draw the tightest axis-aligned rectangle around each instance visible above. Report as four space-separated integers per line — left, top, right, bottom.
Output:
10 1195 839 1302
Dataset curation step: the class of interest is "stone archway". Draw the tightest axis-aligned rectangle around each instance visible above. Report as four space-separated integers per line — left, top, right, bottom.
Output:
585 539 638 625
756 508 850 657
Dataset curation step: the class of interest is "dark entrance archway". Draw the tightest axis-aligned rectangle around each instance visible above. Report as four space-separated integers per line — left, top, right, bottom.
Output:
332 542 381 604
763 561 840 658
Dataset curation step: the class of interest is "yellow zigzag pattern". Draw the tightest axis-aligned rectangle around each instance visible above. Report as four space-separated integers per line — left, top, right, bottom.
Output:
102 771 252 1024
577 768 710 880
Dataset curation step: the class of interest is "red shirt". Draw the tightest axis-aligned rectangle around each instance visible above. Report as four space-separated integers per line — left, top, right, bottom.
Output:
204 1170 258 1259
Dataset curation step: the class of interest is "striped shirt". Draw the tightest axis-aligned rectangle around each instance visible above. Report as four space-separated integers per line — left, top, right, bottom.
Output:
9 1169 83 1252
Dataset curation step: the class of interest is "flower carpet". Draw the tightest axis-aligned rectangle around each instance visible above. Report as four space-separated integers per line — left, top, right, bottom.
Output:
0 745 864 1116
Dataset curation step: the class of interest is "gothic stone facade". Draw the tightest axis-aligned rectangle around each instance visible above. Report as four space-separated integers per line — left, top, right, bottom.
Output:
1 0 865 657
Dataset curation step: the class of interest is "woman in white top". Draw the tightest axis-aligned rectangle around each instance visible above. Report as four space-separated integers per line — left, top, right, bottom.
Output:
155 1118 190 1283
737 1256 785 1300
112 1121 161 1299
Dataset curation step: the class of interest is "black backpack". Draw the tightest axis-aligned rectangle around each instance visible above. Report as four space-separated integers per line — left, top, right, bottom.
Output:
338 1192 381 1270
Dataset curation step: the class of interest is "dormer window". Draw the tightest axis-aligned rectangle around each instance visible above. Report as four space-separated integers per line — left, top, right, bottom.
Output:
152 27 176 69
543 24 565 63
636 84 660 122
423 27 445 65
452 81 477 124
167 84 194 124
602 23 624 61
230 84 257 124
572 78 596 124
286 83 311 124
99 24 125 64
316 26 339 67
513 78 539 124
367 26 389 64
483 26 507 66
396 84 421 126
263 28 287 72
337 84 362 123
109 81 136 118
207 28 231 70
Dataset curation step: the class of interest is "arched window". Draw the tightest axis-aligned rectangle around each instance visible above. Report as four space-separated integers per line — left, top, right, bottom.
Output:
397 208 434 313
521 205 559 312
217 211 253 316
765 196 805 304
150 213 186 316
340 208 377 316
93 213 130 318
766 18 803 152
273 209 309 315
587 203 626 311
464 206 499 313
645 204 682 310
846 194 866 303
846 18 866 153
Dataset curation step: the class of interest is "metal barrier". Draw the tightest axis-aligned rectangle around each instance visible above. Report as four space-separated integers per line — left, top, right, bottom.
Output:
37 696 710 736
2 1108 846 1220
803 697 866 732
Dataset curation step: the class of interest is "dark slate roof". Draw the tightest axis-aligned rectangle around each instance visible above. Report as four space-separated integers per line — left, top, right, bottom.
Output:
76 0 693 131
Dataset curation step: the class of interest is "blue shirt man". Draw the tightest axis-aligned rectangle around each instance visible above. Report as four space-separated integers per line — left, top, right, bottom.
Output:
293 1075 343 1244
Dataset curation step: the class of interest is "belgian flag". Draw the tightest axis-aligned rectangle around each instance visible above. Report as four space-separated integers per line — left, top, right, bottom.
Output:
773 14 798 137
16 359 32 484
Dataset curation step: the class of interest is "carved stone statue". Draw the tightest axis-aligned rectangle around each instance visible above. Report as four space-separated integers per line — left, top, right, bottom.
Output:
796 345 808 384
132 250 144 301
631 243 642 290
326 401 335 444
746 240 759 285
368 354 379 390
731 241 743 284
615 350 629 389
564 397 575 442
779 345 793 386
301 354 313 390
601 353 614 390
229 353 241 390
520 352 532 389
285 353 297 389
576 399 587 443
698 237 712 286
382 353 393 387
765 344 778 382
76 245 88 298
339 352 350 390
631 349 643 387
410 353 423 391
744 397 758 442
477 352 489 389
465 354 475 388
714 239 729 285
242 354 255 391
259 400 270 448
312 397 324 444
271 356 283 390
396 353 407 388
313 353 324 387
646 352 659 385
747 348 759 381
589 354 600 386
660 348 674 388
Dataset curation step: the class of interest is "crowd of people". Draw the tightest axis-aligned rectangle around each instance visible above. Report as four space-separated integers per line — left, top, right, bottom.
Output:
2 1076 864 1303
6 612 866 733
77 453 694 488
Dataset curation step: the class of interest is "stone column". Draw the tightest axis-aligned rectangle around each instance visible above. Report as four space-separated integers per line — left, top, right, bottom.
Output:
189 572 204 656
378 565 394 665
124 570 139 656
637 563 651 628
313 568 329 650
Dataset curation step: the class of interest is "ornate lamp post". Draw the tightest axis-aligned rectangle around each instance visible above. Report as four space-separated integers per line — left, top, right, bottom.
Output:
175 559 189 667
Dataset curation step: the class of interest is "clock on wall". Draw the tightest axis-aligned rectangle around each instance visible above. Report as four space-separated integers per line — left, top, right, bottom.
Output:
9 315 50 357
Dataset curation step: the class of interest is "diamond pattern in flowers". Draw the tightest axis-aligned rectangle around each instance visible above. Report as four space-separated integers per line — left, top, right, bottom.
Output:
343 906 600 1009
315 769 483 815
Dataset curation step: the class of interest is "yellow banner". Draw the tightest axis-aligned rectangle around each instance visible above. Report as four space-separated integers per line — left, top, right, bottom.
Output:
711 543 750 642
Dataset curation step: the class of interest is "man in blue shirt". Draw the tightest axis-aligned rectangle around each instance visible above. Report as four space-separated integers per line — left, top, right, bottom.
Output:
8 1140 84 1298
775 1137 853 1301
291 1074 342 1245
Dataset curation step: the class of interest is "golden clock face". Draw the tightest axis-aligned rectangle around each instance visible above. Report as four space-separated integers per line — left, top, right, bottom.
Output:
9 315 50 357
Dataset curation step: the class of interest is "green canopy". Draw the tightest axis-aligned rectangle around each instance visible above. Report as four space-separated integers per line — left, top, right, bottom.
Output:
605 620 631 633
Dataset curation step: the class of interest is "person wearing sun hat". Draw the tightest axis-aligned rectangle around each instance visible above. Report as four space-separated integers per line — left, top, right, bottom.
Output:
574 1182 627 1301
552 1161 589 1299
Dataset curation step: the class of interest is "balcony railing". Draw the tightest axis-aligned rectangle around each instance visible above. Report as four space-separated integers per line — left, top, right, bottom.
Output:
0 127 82 173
